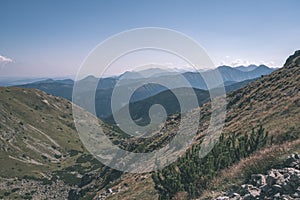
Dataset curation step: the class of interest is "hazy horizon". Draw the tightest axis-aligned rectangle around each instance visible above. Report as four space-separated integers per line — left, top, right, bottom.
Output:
1 0 299 77
0 63 280 80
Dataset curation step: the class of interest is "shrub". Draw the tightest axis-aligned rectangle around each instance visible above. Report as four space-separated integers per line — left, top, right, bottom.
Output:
152 126 269 199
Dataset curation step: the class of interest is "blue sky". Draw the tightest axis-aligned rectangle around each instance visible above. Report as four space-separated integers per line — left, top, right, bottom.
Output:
0 0 299 77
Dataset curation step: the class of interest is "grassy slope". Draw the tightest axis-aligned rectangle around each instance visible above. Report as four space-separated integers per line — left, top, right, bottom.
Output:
0 87 85 177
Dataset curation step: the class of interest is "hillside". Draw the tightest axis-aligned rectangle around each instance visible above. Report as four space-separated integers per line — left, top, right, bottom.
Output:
104 87 210 125
0 86 157 199
16 79 74 100
0 87 110 199
95 51 300 200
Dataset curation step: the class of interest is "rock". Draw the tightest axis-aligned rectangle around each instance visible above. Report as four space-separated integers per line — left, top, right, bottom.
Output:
241 184 254 191
68 189 80 200
216 196 229 200
250 174 266 186
291 192 300 198
242 194 252 200
231 192 241 198
248 187 261 198
272 184 283 193
285 154 300 168
266 172 277 186
283 172 290 179
281 182 293 194
260 184 273 196
241 184 261 199
266 169 284 185
274 192 280 197
227 192 241 200
106 188 113 194
289 172 299 186
217 154 300 200
79 174 92 187
282 194 293 200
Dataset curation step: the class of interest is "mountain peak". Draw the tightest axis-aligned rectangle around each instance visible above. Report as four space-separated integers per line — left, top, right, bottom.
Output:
234 65 258 72
257 64 268 68
284 50 300 67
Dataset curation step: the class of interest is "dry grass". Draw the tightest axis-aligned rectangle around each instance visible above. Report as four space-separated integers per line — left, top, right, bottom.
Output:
198 139 300 199
94 173 158 200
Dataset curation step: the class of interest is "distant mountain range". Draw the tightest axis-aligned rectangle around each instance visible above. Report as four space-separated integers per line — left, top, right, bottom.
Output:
0 76 74 86
0 77 47 86
14 64 276 120
235 64 260 72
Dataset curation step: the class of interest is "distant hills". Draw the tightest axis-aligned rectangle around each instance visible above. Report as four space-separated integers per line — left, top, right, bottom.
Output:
235 64 259 72
104 87 210 125
0 77 47 86
14 64 275 121
215 64 274 82
0 76 74 87
16 78 74 100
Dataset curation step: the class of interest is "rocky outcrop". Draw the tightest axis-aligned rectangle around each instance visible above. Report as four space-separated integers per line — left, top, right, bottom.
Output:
217 154 300 200
284 50 300 67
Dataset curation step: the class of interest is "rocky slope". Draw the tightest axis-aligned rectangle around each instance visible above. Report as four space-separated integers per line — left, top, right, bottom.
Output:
216 154 300 200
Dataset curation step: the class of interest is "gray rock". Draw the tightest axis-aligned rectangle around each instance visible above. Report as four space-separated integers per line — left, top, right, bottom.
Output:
250 174 266 186
217 196 229 200
106 188 113 193
260 184 273 196
291 192 300 198
266 172 277 186
281 182 293 194
217 154 300 200
231 193 241 200
285 154 300 168
68 189 80 200
272 184 283 193
282 194 293 200
274 192 280 197
242 194 252 200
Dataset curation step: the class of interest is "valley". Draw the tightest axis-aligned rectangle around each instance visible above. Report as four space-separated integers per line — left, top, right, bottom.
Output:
0 52 298 199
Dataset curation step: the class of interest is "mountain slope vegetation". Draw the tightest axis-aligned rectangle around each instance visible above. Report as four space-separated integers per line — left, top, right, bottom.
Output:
99 51 300 199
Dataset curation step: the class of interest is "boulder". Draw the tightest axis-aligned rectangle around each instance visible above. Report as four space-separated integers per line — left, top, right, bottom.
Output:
216 196 229 200
281 182 293 194
250 174 266 186
260 184 272 195
272 184 283 194
79 174 93 187
68 189 80 200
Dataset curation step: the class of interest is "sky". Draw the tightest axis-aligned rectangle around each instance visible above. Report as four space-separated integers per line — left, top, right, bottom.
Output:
0 0 299 77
